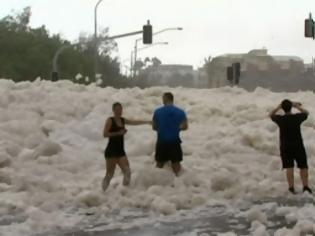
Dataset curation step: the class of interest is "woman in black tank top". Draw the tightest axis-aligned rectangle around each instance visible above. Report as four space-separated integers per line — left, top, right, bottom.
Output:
105 117 126 158
102 102 151 192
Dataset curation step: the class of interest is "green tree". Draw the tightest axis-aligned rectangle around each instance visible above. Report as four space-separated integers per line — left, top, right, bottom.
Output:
0 7 123 85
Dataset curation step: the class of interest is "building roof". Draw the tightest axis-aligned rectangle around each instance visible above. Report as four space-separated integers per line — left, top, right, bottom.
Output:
158 64 194 70
273 56 303 62
219 54 245 59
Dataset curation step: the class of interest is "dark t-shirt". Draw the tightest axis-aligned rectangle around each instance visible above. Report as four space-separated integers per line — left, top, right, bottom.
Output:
271 113 308 150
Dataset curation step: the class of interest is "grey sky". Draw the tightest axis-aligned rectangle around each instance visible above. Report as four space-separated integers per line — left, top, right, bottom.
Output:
2 0 315 68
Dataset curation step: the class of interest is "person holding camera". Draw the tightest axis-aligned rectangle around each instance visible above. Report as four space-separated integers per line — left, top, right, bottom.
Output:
269 99 311 194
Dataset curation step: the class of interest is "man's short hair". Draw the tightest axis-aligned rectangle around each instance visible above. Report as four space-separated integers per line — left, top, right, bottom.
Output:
281 99 292 113
163 92 174 102
112 102 122 110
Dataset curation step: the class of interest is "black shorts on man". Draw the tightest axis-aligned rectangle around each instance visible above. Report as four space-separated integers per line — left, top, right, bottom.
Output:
280 146 308 169
155 142 183 164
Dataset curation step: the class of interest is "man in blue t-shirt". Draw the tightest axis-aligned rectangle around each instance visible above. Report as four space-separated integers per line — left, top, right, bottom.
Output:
152 92 188 176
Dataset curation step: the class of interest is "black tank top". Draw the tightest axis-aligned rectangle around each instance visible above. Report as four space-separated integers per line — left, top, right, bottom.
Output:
108 117 125 146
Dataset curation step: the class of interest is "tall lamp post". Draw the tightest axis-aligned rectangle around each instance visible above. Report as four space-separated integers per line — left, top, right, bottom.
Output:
133 27 182 76
94 0 105 80
52 45 72 81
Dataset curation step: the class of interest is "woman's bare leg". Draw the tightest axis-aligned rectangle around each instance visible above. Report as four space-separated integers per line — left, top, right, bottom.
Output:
102 158 117 191
117 156 131 186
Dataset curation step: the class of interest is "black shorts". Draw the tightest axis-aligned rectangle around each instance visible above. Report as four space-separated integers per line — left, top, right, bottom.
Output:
104 144 126 159
155 142 183 164
280 147 308 169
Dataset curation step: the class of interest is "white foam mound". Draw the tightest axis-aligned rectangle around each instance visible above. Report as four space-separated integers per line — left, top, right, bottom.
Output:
0 79 315 235
246 207 268 224
251 221 270 236
217 232 237 236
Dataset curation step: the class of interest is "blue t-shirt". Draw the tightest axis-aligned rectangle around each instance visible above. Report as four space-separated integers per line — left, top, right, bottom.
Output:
153 105 187 143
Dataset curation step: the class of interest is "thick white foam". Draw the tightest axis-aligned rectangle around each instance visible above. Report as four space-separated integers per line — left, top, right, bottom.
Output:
0 79 314 235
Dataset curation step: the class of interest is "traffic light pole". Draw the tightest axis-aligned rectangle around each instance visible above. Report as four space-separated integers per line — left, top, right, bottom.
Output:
133 38 142 77
108 30 144 40
51 30 145 82
132 27 183 77
104 30 145 78
93 20 152 81
108 30 144 78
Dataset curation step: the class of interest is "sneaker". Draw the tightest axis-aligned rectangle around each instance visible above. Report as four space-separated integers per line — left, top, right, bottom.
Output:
303 186 312 194
289 187 296 194
122 170 131 186
102 177 111 192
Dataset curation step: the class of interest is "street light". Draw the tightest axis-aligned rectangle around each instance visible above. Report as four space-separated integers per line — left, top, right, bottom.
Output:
131 42 169 77
94 0 105 80
52 43 82 81
133 27 182 76
154 27 183 35
51 44 72 81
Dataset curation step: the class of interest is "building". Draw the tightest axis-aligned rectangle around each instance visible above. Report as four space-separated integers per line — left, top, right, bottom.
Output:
140 64 197 87
206 49 305 89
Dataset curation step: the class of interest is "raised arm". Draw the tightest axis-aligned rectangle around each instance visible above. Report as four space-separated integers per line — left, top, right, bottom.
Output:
152 112 158 131
180 119 188 131
269 104 282 118
293 102 309 115
125 119 152 126
103 118 126 138
180 111 188 131
152 119 157 131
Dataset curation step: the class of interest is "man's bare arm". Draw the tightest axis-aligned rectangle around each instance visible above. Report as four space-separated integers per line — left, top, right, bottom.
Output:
269 104 282 118
152 120 157 131
293 102 309 115
125 119 152 126
180 119 188 131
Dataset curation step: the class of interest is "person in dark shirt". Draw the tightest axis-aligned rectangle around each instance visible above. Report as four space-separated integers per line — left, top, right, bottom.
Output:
102 102 151 191
269 99 311 194
152 92 188 176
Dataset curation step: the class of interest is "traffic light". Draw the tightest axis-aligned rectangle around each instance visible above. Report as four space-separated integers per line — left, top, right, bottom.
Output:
227 66 233 83
143 20 152 44
305 19 314 38
233 62 241 85
305 13 315 39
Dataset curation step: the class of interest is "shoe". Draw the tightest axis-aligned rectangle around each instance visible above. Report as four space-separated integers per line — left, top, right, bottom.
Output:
122 169 131 186
102 177 111 192
289 187 296 194
303 186 312 194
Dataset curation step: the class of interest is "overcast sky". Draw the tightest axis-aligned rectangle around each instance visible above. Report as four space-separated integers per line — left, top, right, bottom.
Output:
2 0 315 69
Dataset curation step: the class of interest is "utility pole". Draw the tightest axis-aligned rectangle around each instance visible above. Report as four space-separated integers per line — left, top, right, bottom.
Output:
94 0 105 81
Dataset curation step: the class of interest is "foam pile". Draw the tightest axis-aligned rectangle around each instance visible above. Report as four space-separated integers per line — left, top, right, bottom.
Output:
0 79 314 235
